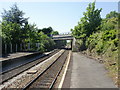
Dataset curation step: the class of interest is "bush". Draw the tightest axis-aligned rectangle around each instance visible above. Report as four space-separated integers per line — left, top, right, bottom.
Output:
85 28 118 55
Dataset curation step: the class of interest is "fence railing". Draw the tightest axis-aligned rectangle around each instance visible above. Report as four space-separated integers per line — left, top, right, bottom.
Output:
59 32 71 35
2 43 40 55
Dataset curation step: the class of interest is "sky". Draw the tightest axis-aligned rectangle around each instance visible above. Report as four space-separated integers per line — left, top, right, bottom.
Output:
0 1 119 33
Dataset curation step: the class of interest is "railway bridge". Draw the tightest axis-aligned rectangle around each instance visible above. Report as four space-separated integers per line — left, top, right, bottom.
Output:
52 33 76 50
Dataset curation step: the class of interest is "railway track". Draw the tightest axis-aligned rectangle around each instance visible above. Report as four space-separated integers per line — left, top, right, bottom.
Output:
23 50 69 89
0 49 60 84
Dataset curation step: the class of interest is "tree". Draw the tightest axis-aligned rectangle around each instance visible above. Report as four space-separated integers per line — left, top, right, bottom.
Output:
38 27 53 37
1 3 57 54
72 2 102 38
106 11 118 19
1 4 28 26
51 31 59 35
82 2 102 36
37 31 55 52
71 2 102 51
1 3 29 44
1 21 21 44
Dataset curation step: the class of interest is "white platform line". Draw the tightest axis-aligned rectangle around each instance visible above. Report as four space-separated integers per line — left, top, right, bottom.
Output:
58 51 71 88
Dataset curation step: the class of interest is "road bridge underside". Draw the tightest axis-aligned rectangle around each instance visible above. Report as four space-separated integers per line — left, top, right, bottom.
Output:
53 39 73 50
52 35 74 50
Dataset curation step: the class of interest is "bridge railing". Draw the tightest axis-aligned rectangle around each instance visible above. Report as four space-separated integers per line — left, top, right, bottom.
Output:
52 32 71 36
59 32 72 35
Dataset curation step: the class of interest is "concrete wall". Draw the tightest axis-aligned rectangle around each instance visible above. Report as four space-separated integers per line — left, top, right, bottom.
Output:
72 37 79 52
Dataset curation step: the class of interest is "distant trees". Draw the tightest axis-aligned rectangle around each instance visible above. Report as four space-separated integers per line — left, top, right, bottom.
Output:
51 31 59 35
38 27 53 37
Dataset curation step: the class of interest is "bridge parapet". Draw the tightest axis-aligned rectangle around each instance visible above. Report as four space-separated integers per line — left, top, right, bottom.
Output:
52 32 71 36
52 34 72 37
59 32 71 35
52 34 73 40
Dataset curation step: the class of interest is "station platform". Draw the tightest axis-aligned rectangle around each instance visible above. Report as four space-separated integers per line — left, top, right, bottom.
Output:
0 50 57 73
0 52 35 61
62 52 117 88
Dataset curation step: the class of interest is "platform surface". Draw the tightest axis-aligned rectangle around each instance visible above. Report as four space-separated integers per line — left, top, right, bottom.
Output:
0 52 35 61
62 52 117 88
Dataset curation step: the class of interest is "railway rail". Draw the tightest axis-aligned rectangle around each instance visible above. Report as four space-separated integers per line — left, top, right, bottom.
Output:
0 49 60 84
23 50 69 89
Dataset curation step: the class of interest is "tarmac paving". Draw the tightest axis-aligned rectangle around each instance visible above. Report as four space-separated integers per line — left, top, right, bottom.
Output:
62 52 117 88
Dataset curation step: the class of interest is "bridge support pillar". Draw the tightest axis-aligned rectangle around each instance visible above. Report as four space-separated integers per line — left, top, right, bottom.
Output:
72 37 79 52
70 40 72 50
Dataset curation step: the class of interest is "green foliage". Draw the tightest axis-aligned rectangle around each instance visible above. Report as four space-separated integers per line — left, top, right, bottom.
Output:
72 2 102 38
71 2 118 83
1 3 56 54
71 1 118 62
71 2 102 51
1 21 21 43
102 29 117 41
86 32 100 51
1 4 29 44
1 4 28 26
83 2 102 36
51 31 59 35
86 29 118 55
76 39 84 51
38 27 53 37
106 11 118 19
37 31 55 51
86 17 118 55
101 17 118 31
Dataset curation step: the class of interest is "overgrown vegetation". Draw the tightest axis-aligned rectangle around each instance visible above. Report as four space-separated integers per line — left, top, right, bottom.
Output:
71 2 119 86
0 4 66 55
